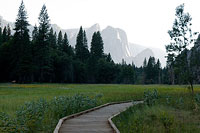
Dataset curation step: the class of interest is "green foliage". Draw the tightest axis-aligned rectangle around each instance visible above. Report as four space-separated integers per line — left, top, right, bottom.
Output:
165 95 171 105
1 84 200 131
75 27 89 62
0 27 2 45
176 97 184 108
90 31 104 59
0 94 102 132
117 63 135 84
9 0 32 83
2 26 8 43
48 27 57 49
195 93 200 104
113 89 200 133
57 30 63 49
33 4 53 82
0 112 18 133
142 57 162 84
160 112 174 130
166 4 197 89
96 58 116 83
144 89 158 106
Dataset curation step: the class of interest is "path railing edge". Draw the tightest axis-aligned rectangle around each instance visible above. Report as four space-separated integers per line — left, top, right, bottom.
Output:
54 100 143 133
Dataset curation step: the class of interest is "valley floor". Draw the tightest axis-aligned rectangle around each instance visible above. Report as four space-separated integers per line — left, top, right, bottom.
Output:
1 83 200 132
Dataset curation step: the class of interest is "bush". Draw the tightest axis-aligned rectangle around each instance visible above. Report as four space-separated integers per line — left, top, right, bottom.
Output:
144 89 158 106
160 112 174 131
0 94 102 132
195 93 200 104
0 112 18 133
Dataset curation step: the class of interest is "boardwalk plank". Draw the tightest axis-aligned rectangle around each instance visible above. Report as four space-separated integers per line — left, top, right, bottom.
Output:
59 102 133 133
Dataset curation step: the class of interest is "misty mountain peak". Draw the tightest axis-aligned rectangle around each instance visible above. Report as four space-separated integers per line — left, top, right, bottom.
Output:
0 14 166 66
89 23 100 31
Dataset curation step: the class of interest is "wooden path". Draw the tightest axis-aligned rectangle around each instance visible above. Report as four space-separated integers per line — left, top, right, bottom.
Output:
57 101 142 133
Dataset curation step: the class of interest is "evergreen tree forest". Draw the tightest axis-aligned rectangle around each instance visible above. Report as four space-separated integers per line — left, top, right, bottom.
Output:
0 2 200 85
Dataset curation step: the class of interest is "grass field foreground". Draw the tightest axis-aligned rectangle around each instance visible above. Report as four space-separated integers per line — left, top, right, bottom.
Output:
112 87 200 132
1 84 200 132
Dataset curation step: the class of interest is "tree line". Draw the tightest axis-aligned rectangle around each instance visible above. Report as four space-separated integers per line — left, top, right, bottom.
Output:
0 2 199 86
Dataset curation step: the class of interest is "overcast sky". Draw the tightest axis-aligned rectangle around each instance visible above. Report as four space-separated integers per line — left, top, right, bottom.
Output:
0 0 200 50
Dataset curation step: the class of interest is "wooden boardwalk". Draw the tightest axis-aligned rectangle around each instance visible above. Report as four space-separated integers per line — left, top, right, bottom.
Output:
58 102 139 133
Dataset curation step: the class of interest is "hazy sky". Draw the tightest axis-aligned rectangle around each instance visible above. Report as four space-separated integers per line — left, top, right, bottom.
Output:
0 0 200 50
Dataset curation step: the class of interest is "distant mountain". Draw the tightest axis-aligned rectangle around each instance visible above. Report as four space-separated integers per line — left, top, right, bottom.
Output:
150 47 167 66
101 26 131 63
128 43 167 67
51 23 100 48
129 43 147 57
131 48 154 67
0 16 15 33
0 15 166 67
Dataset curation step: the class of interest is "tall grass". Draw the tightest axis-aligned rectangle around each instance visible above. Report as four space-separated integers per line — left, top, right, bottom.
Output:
112 89 200 133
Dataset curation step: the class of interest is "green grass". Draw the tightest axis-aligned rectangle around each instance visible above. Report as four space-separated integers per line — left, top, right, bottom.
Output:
112 87 200 133
113 104 200 132
1 83 200 116
1 83 200 132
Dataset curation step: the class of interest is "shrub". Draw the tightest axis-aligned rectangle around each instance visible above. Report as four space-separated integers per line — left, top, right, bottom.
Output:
160 112 174 131
165 95 171 105
195 93 200 104
176 97 184 109
0 94 102 132
144 89 158 106
0 112 18 133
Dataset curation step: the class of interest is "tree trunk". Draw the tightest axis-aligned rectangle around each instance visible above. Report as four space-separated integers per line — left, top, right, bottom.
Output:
190 81 194 95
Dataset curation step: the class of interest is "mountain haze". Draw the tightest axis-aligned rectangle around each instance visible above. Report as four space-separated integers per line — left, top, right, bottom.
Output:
0 15 166 67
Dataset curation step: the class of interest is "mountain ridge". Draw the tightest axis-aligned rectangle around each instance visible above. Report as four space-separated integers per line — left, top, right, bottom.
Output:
0 15 166 67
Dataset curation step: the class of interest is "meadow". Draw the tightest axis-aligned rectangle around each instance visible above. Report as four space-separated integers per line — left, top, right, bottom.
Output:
1 83 200 132
1 83 198 115
112 87 200 132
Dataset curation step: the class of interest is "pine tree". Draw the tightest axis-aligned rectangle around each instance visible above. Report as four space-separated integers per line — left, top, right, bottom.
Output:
62 33 69 51
106 53 113 62
48 27 57 49
11 0 32 83
62 33 73 55
75 26 83 60
0 27 2 45
75 26 89 62
142 58 147 84
35 4 53 82
55 32 74 83
82 30 89 59
32 25 38 42
2 26 7 43
7 24 11 40
146 57 156 84
83 30 88 51
38 4 50 44
156 59 161 84
57 30 63 49
54 32 57 47
143 58 147 67
90 31 104 59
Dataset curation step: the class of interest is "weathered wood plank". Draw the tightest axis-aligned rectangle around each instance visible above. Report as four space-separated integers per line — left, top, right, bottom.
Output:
59 102 133 133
